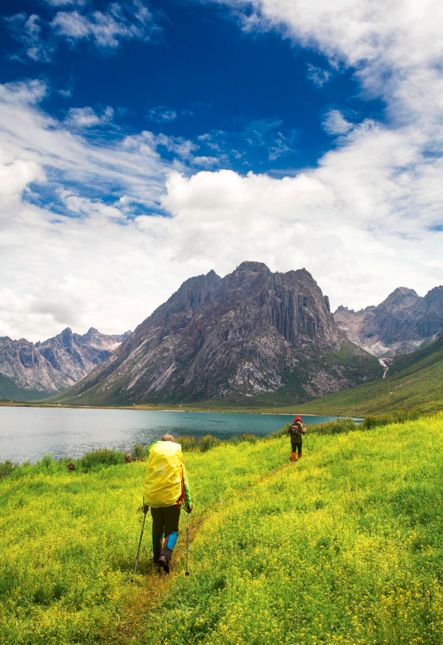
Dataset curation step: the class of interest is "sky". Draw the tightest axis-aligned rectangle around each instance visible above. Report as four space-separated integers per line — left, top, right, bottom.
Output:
0 0 442 341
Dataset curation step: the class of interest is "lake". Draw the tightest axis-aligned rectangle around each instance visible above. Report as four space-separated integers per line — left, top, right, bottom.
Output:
0 406 337 463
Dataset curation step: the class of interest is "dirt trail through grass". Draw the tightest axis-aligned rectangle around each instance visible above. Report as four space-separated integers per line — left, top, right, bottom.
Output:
113 453 295 644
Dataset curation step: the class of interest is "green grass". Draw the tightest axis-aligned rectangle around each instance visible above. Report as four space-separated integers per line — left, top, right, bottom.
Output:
1 415 442 643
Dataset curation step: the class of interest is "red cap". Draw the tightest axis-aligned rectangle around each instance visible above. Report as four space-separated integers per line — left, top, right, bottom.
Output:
293 415 302 422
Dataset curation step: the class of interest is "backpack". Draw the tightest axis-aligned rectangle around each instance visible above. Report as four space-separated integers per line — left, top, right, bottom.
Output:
289 421 304 439
143 440 183 507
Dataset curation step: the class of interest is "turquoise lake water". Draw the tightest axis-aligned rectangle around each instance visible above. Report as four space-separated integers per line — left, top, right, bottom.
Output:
0 406 337 463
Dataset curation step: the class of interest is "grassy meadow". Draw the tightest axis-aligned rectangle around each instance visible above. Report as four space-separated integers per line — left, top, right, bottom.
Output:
0 414 442 643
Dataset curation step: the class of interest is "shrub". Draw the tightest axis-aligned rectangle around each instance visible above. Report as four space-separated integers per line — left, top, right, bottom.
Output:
36 455 58 474
232 433 259 444
131 444 147 461
361 410 418 429
78 448 125 472
0 460 16 480
178 435 199 451
198 434 222 452
310 418 357 435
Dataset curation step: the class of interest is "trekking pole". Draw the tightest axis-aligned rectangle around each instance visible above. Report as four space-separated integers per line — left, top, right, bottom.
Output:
185 512 190 576
133 509 147 578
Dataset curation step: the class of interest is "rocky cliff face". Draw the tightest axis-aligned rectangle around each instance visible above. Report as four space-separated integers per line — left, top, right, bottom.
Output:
0 327 129 398
334 286 443 356
64 262 381 405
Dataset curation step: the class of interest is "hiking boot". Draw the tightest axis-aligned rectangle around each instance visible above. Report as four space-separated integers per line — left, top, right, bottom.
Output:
158 547 173 574
158 555 170 574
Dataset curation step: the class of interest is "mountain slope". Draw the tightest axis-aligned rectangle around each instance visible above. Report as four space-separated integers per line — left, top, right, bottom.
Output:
298 334 443 416
60 262 381 405
334 285 443 355
0 374 49 402
0 328 129 400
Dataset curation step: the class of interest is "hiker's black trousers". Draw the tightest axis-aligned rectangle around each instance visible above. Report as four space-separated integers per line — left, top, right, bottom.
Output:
151 505 181 562
291 441 302 457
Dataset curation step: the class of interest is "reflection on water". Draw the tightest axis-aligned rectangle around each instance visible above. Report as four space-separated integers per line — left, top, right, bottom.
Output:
0 406 336 463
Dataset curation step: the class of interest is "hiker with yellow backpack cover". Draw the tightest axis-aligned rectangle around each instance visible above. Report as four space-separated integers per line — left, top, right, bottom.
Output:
141 434 192 574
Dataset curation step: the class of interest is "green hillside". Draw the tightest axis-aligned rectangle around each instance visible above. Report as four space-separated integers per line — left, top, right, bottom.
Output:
297 336 443 417
0 374 49 402
1 415 442 643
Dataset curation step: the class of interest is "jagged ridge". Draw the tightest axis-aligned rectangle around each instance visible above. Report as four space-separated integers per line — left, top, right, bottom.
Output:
61 262 381 405
0 328 129 399
334 286 443 356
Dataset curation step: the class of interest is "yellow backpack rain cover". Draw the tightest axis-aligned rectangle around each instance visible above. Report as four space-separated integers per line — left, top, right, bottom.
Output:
143 440 184 508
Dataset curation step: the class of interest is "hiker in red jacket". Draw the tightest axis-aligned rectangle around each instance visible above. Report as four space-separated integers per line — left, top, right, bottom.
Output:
288 415 307 462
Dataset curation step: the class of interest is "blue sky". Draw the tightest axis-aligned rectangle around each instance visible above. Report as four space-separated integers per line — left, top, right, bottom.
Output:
0 0 442 340
1 0 384 180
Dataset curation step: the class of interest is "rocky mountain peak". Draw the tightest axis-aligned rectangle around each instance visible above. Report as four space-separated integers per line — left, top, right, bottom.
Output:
425 285 443 305
63 262 380 405
380 287 419 310
84 327 100 337
151 270 222 327
235 260 271 274
334 284 442 356
0 327 128 399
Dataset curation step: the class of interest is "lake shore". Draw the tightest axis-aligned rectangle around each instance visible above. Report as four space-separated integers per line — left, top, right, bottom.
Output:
0 400 326 416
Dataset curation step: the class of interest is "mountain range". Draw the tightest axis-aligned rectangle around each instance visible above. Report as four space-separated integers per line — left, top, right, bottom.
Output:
2 263 441 405
59 262 381 405
334 286 443 356
0 327 129 401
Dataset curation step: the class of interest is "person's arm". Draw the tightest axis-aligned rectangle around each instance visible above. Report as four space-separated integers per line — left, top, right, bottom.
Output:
141 443 153 511
181 463 193 512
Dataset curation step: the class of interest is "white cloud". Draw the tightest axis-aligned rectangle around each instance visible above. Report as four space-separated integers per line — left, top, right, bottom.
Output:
0 79 47 105
0 154 45 209
5 13 53 63
147 106 178 123
65 106 114 128
51 1 156 49
5 1 158 62
323 110 354 136
306 63 331 87
0 80 166 208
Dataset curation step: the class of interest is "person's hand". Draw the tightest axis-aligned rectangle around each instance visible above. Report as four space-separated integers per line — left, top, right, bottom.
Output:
184 504 192 514
139 504 149 514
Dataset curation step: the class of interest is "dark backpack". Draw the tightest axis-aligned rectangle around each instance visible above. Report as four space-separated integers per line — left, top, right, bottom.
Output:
289 421 304 439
